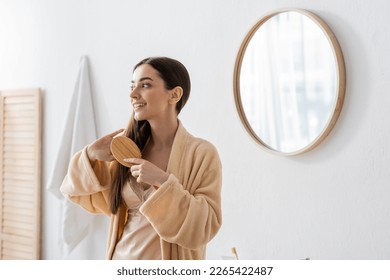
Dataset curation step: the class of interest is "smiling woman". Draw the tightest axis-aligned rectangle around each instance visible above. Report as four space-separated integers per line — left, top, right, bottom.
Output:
60 57 222 260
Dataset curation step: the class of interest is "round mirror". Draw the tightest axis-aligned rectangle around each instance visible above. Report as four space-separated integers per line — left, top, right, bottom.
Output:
234 9 346 155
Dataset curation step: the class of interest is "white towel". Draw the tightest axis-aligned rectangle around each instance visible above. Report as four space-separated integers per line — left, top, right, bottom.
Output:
46 55 100 255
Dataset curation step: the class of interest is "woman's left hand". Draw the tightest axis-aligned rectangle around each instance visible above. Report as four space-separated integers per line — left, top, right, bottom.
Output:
124 158 169 188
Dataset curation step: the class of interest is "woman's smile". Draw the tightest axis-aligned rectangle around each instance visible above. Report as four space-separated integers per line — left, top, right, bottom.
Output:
133 102 146 110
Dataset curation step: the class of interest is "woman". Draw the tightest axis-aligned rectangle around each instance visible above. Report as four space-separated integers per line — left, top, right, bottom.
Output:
60 57 222 260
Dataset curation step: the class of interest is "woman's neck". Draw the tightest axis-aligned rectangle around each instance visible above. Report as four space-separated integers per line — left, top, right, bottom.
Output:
148 116 179 149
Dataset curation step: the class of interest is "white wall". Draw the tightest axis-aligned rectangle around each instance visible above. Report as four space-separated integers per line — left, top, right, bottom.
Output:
1 0 389 260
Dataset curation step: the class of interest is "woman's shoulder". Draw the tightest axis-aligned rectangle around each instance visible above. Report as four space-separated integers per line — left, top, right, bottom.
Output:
175 122 222 171
188 134 218 154
178 124 216 151
181 127 220 164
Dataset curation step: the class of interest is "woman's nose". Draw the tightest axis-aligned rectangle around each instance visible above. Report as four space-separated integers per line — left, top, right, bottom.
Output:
130 87 138 99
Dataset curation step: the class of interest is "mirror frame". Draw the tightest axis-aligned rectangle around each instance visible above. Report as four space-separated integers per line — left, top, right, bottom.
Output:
234 8 346 156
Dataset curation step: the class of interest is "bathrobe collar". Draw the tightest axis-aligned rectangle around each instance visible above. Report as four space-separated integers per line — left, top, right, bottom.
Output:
165 119 189 178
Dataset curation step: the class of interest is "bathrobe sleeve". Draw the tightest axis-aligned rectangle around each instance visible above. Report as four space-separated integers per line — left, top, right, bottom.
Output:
60 146 114 216
140 141 222 250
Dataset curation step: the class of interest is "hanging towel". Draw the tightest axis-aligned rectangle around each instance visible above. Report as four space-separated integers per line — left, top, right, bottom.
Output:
46 55 99 255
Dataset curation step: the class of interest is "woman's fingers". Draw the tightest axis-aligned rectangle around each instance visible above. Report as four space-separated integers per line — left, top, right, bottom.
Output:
125 158 168 187
128 158 143 177
87 128 124 162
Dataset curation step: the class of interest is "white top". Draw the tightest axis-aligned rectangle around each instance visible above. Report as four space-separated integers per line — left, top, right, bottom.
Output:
111 179 161 260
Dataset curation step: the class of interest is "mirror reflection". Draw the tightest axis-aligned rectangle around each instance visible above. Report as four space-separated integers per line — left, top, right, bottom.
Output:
235 10 345 155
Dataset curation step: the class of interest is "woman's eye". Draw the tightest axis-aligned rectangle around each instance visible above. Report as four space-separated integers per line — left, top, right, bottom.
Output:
130 83 151 91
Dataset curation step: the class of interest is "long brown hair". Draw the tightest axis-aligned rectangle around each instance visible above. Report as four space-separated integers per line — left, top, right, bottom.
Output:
109 57 191 214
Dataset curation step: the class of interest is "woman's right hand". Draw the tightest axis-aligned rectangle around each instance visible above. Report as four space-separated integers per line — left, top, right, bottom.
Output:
86 129 124 162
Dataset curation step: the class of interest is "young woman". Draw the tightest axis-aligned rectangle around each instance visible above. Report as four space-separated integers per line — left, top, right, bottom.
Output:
60 57 222 260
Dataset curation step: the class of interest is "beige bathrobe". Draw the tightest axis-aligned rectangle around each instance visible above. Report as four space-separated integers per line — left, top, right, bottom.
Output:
60 121 222 259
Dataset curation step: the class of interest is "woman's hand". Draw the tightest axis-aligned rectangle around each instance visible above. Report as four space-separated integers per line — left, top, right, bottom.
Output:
87 129 124 162
124 158 169 188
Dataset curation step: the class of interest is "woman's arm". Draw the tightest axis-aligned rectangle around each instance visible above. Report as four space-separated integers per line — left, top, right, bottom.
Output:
60 147 114 215
139 144 222 250
60 129 123 215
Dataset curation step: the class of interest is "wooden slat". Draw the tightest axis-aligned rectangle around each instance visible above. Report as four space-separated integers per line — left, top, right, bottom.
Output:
0 88 41 260
3 179 35 189
2 248 33 259
4 151 35 160
3 130 35 139
3 220 35 231
3 96 35 104
4 192 34 202
3 241 34 253
4 117 35 125
3 185 34 195
2 227 34 238
3 206 34 217
3 172 35 181
3 212 33 223
4 110 36 119
4 138 35 146
4 165 35 174
3 199 34 210
4 124 35 131
3 103 35 112
4 158 35 167
1 233 33 245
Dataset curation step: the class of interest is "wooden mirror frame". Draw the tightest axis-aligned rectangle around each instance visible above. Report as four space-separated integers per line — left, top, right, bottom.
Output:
233 8 346 156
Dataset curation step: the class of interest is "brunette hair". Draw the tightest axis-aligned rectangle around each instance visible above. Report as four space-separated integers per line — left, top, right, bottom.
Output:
109 57 191 214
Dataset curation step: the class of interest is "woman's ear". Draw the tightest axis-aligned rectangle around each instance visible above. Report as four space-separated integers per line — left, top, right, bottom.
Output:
169 86 183 105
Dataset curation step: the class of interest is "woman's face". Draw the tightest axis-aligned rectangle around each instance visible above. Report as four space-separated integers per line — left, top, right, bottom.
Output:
130 64 172 121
